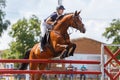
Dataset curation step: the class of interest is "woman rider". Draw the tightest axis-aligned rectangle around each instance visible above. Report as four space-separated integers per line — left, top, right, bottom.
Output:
40 5 65 51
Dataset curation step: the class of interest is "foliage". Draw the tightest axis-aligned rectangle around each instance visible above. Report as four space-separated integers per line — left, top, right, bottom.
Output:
0 0 10 36
103 19 120 59
9 15 41 59
1 49 17 59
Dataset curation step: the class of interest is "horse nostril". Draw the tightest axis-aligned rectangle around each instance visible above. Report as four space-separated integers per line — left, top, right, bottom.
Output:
83 28 86 33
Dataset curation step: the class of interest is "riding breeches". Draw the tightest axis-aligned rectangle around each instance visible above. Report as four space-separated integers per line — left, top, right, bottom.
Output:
40 21 52 37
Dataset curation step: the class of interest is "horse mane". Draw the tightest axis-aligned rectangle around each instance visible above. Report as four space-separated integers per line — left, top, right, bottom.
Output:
53 13 74 26
56 13 74 21
64 12 74 15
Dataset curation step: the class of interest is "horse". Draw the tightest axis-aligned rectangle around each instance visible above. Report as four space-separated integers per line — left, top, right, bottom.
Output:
19 11 86 80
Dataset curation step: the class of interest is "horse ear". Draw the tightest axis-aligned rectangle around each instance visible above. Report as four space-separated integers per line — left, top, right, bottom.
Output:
74 11 78 16
77 10 81 15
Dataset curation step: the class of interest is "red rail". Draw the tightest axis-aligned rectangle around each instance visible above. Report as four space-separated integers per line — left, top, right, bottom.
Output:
0 74 14 76
0 59 101 75
0 70 101 74
0 59 100 64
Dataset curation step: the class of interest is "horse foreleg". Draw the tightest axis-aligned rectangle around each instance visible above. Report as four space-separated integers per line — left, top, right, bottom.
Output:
67 43 76 56
57 44 68 48
60 49 68 59
59 43 76 59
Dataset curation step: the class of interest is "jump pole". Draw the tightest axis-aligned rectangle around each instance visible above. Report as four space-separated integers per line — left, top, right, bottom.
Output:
101 44 105 80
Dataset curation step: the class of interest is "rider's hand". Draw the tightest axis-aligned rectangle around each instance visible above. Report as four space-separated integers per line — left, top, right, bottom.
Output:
51 21 57 26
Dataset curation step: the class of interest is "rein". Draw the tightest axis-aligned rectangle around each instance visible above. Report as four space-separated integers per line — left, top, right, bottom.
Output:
52 14 82 37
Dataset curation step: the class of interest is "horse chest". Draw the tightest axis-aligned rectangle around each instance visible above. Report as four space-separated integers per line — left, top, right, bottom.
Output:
57 34 70 44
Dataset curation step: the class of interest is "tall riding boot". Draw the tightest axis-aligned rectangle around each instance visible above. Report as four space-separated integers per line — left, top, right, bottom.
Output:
40 37 45 52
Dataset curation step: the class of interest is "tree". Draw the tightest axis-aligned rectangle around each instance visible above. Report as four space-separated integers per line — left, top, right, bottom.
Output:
9 15 41 59
102 19 120 58
0 0 10 36
1 49 15 59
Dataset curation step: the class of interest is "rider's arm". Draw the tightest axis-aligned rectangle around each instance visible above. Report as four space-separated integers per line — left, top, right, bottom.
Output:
46 12 57 25
45 17 54 25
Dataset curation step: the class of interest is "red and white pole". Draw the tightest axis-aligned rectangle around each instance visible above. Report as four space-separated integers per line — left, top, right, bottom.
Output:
101 44 105 80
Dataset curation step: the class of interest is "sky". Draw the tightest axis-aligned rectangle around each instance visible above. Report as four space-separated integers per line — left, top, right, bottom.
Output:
0 0 120 50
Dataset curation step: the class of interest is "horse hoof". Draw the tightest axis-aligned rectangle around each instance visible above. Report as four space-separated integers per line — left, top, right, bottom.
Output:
69 53 73 56
60 55 66 59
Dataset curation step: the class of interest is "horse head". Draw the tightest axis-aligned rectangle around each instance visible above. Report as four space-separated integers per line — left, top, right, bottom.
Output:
70 11 86 33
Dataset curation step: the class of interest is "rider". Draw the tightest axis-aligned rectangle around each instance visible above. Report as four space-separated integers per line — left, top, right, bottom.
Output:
40 5 65 51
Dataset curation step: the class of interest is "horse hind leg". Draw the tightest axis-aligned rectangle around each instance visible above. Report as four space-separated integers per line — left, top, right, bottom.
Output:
29 52 39 80
19 49 31 70
30 63 47 80
36 63 48 80
29 63 38 80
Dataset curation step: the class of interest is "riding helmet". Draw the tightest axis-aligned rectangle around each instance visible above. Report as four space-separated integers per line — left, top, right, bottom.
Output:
56 5 65 10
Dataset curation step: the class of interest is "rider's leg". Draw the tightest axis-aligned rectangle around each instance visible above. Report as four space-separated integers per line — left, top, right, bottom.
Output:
40 22 52 51
40 37 45 51
40 22 47 51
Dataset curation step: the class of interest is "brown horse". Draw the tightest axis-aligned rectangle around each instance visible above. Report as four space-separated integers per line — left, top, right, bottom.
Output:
19 11 86 80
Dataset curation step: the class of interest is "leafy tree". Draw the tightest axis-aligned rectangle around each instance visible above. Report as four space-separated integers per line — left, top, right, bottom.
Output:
103 19 120 59
9 15 41 59
1 49 16 59
0 0 10 36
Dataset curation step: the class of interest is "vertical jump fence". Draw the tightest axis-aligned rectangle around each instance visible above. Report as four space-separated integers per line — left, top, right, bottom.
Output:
0 59 101 74
0 44 119 80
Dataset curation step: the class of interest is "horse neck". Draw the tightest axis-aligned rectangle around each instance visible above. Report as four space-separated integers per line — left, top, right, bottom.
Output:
53 15 72 34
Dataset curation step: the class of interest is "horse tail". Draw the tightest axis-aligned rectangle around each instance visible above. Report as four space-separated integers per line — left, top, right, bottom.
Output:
19 48 31 70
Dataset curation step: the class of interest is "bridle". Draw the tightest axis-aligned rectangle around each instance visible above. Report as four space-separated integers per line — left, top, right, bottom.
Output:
52 14 84 40
72 15 83 30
